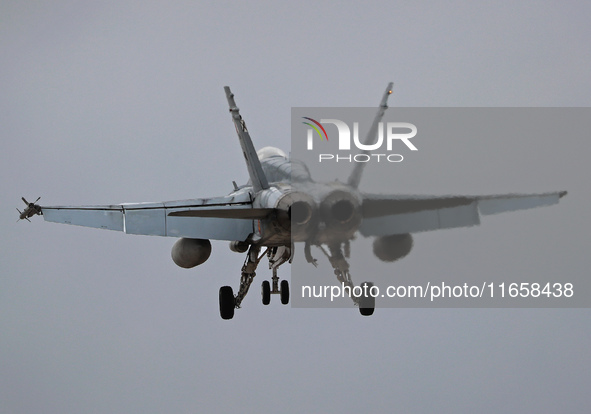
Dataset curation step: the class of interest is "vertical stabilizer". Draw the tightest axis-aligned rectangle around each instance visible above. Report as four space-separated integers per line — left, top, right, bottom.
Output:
347 82 394 189
224 86 270 193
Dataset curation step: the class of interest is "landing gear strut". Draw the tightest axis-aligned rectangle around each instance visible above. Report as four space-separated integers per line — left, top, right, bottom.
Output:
260 246 290 306
219 245 263 320
219 245 291 320
310 241 376 316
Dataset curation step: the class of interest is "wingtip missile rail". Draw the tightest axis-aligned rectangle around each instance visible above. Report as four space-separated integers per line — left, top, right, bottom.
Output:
17 197 42 222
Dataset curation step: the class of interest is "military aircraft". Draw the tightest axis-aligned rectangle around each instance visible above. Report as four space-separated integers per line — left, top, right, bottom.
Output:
20 84 567 319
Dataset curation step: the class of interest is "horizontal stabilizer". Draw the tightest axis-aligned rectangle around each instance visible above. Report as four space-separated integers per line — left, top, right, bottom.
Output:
168 208 275 219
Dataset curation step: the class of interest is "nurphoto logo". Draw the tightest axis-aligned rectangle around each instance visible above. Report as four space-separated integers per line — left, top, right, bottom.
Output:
302 117 418 163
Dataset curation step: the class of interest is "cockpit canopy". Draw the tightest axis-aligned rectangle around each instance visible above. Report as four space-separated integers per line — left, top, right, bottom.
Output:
257 146 287 161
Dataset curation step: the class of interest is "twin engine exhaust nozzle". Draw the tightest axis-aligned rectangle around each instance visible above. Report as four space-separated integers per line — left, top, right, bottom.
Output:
277 188 363 244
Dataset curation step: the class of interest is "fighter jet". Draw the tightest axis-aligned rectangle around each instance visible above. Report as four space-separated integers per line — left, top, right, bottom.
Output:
20 84 567 319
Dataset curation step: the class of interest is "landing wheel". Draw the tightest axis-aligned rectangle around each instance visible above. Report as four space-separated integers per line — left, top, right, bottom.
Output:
261 280 271 305
219 286 235 320
359 281 375 316
280 279 290 305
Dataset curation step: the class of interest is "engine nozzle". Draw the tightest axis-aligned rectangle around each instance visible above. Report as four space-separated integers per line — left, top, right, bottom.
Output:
275 191 318 241
319 189 362 242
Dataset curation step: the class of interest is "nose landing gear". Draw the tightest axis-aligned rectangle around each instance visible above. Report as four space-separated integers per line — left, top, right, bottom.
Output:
261 246 290 306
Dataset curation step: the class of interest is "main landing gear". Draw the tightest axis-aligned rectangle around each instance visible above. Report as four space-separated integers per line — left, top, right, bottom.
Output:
219 242 375 319
219 245 291 320
307 241 376 316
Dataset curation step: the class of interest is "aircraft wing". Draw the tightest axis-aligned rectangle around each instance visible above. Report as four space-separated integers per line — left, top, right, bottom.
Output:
359 191 567 236
41 191 273 241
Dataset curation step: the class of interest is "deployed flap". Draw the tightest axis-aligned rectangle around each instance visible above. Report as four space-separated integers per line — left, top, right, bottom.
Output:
359 191 566 236
123 202 166 236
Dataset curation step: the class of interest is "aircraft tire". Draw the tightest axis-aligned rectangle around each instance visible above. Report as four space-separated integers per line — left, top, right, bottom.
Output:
261 280 271 305
219 286 235 320
280 280 290 305
359 281 375 316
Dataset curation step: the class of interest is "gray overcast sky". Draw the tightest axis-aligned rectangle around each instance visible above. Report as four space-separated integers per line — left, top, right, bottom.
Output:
1 1 590 413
